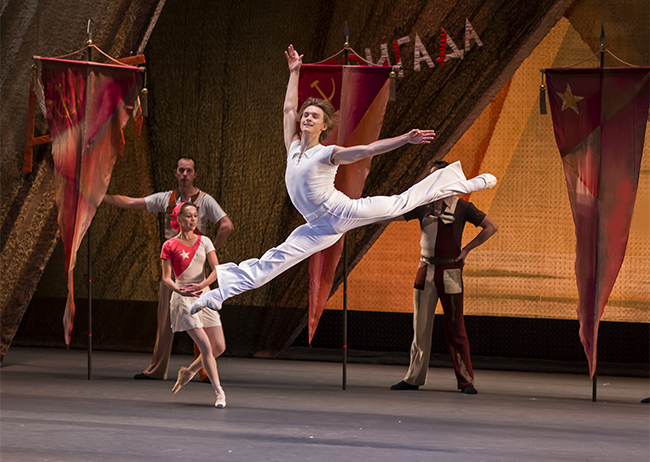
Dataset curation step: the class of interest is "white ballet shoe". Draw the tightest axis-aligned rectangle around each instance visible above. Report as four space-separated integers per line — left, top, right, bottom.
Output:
190 290 222 314
468 173 497 192
480 173 497 189
215 389 227 409
171 367 196 394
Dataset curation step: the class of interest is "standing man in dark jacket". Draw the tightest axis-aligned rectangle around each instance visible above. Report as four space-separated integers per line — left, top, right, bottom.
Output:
391 160 497 394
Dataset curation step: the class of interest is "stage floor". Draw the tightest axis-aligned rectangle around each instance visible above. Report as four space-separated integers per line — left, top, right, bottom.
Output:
1 347 648 461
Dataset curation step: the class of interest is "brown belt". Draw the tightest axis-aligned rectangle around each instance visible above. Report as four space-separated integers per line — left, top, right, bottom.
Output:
422 256 456 265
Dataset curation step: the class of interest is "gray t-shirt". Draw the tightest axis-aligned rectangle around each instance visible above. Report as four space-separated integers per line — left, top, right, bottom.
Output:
144 189 226 240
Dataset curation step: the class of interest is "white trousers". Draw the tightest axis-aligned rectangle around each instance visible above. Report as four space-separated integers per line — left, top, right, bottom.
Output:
210 161 487 304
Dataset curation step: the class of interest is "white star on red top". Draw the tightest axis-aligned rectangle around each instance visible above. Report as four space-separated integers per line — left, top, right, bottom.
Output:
180 250 190 260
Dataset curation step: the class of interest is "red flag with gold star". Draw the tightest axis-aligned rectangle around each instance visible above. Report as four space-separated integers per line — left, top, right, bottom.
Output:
34 57 142 345
545 67 649 378
298 64 392 344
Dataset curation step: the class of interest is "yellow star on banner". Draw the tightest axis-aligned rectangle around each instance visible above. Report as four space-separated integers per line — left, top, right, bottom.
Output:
181 250 189 260
557 84 584 114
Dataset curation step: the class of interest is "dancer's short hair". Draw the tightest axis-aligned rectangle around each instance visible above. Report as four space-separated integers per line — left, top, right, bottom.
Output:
298 97 337 143
176 156 197 171
432 160 449 169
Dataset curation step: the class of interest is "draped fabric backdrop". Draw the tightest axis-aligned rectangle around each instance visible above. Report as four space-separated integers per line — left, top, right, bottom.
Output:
5 0 646 360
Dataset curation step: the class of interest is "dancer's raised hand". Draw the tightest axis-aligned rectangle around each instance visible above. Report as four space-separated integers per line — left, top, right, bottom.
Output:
406 129 436 144
285 44 303 73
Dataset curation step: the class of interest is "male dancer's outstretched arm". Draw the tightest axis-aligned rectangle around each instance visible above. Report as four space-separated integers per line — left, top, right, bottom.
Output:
330 129 436 165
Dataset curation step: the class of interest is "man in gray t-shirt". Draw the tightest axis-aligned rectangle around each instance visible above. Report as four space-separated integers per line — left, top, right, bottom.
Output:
104 157 233 380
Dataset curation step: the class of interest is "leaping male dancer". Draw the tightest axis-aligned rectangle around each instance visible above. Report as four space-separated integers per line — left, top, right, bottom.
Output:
191 44 496 314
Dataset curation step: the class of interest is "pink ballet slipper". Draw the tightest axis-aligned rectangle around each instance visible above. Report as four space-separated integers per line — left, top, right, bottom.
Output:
172 367 196 394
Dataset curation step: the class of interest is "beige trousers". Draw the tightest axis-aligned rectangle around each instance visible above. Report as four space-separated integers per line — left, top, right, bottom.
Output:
403 263 474 389
141 281 174 379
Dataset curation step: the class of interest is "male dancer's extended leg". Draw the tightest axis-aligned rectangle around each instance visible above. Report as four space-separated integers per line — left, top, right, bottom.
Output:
191 221 342 312
329 161 495 233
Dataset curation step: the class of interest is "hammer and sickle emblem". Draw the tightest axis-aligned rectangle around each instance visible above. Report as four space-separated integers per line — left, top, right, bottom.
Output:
310 78 336 100
48 83 77 123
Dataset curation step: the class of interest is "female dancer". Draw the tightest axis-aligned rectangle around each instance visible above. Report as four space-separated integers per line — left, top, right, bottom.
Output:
191 44 496 314
161 202 227 408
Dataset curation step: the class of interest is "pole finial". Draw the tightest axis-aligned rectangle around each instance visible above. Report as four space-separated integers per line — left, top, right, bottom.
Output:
599 24 605 66
600 23 605 45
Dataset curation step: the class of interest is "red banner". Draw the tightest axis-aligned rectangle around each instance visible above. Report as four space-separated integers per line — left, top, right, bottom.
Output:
546 67 649 377
36 57 142 345
299 64 392 343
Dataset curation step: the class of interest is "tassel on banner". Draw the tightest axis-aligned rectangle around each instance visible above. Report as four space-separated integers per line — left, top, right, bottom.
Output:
389 68 397 101
540 69 547 114
141 88 148 117
140 67 148 117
